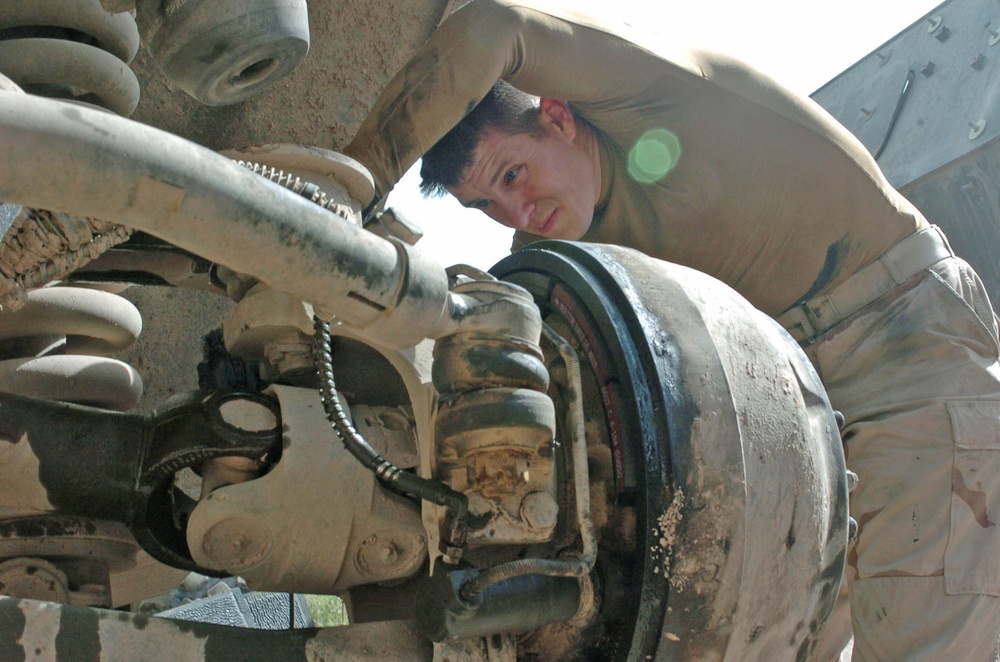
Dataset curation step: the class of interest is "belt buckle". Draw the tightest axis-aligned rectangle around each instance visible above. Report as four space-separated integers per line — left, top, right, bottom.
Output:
784 305 819 346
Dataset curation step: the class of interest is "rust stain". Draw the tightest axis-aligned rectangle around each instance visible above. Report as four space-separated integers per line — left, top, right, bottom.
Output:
952 467 996 529
847 506 884 573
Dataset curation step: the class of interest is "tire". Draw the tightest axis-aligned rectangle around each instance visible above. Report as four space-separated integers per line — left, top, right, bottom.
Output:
492 241 847 661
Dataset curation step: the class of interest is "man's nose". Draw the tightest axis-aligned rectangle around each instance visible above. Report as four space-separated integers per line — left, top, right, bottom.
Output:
500 197 533 230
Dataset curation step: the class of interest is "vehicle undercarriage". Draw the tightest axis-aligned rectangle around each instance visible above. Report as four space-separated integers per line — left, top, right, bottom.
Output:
0 1 848 659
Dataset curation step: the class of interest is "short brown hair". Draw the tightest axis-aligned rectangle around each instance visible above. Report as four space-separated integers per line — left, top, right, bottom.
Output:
419 81 541 197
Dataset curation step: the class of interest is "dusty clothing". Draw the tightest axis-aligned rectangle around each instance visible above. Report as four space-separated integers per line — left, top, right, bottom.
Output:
347 0 1000 657
346 0 923 318
795 229 1000 659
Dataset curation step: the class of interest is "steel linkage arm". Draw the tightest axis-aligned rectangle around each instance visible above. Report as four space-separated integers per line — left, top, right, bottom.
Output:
0 91 454 349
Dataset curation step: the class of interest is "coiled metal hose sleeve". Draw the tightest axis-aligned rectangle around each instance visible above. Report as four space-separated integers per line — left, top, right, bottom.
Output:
313 317 468 557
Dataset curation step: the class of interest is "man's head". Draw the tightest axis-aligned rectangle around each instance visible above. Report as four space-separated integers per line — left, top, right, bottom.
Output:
420 81 602 240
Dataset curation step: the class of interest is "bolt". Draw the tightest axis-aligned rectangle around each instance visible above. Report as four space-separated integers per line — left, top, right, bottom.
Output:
201 517 271 571
845 469 859 492
971 53 987 70
969 119 987 140
921 61 936 77
379 542 398 562
876 51 890 65
520 491 559 531
860 106 876 121
935 26 952 42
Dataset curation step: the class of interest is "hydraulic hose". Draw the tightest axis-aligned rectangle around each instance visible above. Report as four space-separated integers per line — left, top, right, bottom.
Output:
313 317 469 559
459 322 597 603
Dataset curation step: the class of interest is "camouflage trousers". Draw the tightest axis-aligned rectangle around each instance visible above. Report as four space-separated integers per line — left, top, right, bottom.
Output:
801 255 1000 660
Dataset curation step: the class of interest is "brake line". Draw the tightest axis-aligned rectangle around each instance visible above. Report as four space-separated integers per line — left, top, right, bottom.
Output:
313 317 469 560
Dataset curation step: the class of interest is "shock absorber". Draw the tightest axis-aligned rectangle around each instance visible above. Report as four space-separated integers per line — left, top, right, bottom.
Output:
0 0 141 116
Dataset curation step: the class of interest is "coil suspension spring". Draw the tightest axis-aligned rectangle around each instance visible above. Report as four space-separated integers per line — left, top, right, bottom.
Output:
0 0 141 116
0 284 144 412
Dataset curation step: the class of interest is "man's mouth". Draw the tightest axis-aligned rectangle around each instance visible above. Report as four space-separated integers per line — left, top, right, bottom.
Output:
536 209 556 235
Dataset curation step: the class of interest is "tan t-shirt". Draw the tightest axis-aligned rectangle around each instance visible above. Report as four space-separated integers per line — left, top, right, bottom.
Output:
346 0 926 317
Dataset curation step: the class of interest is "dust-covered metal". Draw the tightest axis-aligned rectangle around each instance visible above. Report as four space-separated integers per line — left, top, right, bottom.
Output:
186 385 428 592
418 567 583 642
131 390 283 572
432 277 557 548
0 2 859 654
135 0 310 106
0 0 140 115
312 320 469 564
223 286 315 382
492 242 848 660
0 92 453 350
0 517 140 608
455 322 597 606
0 596 433 661
0 387 282 576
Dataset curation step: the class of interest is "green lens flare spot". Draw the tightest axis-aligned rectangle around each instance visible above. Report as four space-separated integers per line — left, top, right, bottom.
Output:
628 129 681 184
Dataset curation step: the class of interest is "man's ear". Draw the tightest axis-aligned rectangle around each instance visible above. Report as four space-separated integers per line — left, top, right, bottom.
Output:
539 98 576 141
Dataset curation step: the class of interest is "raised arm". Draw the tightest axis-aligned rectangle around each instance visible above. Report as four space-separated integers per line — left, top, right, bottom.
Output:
344 0 696 200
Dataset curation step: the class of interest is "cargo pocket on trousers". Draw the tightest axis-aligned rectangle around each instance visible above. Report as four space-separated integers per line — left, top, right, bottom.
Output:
945 400 1000 595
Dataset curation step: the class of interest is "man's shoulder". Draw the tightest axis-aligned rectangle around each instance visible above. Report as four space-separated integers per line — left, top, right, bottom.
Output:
497 0 701 71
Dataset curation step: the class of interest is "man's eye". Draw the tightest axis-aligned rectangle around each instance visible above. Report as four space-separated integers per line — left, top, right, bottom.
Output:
504 167 520 184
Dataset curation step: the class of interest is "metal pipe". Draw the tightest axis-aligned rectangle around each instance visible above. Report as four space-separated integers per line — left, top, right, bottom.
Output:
0 92 452 349
418 568 583 642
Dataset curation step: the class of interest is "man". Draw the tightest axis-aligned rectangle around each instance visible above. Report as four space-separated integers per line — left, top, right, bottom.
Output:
345 1 1000 658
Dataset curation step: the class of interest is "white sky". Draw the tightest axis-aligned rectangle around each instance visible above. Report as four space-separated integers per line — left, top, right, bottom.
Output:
385 0 945 270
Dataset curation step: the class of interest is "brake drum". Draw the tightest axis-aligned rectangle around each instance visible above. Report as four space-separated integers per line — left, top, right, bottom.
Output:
492 241 847 661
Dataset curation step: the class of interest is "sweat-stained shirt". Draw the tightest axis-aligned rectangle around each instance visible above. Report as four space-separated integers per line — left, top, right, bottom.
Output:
345 0 926 318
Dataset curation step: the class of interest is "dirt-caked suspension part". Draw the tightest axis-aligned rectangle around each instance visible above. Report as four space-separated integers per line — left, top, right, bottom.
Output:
432 276 558 550
134 0 310 106
0 0 140 115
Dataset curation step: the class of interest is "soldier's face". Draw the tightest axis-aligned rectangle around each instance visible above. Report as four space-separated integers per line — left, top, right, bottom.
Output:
450 100 601 240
